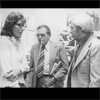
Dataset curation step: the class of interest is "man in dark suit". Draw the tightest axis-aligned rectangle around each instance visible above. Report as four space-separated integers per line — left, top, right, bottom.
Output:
67 13 100 87
27 25 69 88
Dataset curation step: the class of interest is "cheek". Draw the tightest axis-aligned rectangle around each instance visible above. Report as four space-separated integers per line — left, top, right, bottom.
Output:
72 31 78 39
12 27 16 35
12 27 19 36
43 37 48 43
43 37 47 41
73 29 78 35
46 36 50 40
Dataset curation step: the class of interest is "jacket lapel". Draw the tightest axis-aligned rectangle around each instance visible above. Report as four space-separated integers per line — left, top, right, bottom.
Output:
49 41 57 72
72 34 93 71
34 43 40 71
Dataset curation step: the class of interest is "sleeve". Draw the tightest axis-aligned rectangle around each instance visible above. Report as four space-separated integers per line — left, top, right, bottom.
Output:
89 43 100 87
25 45 35 87
20 54 30 73
54 43 69 81
0 39 14 75
30 46 35 69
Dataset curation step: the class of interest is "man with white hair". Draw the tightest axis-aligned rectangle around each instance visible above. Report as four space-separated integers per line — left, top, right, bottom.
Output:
67 13 100 87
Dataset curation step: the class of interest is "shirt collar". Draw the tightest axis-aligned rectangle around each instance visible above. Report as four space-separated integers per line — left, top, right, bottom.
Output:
11 36 21 47
11 37 21 43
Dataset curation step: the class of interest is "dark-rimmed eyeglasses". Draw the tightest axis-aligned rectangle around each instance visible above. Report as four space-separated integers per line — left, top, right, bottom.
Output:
36 34 45 38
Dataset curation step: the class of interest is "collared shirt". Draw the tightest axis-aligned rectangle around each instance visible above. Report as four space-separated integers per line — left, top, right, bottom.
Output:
43 40 50 75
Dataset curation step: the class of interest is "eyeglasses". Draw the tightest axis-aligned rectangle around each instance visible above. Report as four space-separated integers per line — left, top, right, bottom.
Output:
16 23 27 30
36 34 45 38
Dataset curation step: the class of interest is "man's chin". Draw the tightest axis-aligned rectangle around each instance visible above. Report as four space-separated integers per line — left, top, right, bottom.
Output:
39 41 44 45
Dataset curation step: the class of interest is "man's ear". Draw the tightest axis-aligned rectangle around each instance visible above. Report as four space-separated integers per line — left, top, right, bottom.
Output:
77 26 82 33
77 26 82 31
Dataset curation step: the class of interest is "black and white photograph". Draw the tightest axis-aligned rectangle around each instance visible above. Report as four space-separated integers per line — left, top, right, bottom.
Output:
0 8 100 88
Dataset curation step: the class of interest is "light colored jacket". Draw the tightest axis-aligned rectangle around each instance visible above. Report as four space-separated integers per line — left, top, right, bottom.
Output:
67 34 100 87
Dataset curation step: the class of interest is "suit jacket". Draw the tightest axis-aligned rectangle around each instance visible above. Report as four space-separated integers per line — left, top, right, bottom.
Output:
67 34 100 87
26 40 69 87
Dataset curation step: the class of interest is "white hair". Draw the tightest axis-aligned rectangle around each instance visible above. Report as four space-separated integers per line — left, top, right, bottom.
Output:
70 13 94 33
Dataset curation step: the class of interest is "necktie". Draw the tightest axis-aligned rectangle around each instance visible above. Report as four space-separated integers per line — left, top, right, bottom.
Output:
67 44 80 87
36 45 45 78
73 44 80 64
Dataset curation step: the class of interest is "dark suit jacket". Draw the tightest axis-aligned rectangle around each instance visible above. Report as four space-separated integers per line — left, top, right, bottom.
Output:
26 40 69 87
67 34 100 87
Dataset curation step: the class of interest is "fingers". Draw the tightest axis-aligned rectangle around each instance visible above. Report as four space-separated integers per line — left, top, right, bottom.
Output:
5 75 18 82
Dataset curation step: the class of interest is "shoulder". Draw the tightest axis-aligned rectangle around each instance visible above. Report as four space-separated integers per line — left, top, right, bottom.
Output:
31 43 39 50
0 36 10 43
0 36 11 49
91 36 100 46
50 41 65 53
50 40 63 48
90 36 100 51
